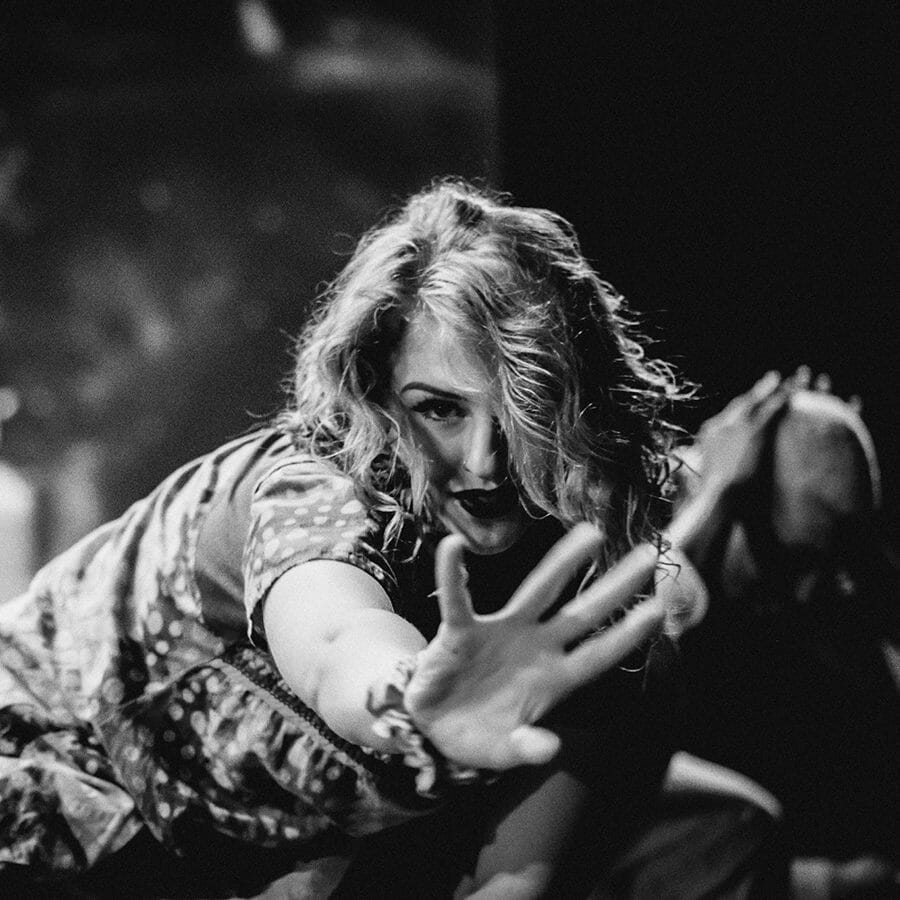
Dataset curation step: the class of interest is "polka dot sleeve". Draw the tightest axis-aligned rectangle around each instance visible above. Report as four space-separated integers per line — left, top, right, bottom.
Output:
242 457 398 643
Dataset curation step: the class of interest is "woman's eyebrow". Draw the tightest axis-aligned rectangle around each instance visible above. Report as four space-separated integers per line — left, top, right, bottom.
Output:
400 382 467 399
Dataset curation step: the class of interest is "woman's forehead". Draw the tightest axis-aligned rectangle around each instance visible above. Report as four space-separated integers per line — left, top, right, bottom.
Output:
390 313 494 398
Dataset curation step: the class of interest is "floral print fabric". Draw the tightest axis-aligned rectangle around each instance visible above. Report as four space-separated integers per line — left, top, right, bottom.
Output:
98 645 434 848
242 456 399 645
0 429 431 878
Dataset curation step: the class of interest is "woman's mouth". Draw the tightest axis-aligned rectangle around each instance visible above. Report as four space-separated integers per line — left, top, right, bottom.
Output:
451 483 520 519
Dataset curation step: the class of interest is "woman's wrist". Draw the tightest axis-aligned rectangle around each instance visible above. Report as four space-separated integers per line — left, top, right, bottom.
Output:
665 481 735 574
365 654 495 799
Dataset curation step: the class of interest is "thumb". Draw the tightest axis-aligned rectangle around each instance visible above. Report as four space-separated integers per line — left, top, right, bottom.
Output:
507 725 561 767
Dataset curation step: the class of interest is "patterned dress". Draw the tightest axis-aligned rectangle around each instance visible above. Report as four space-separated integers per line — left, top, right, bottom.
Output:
0 430 441 878
0 428 676 891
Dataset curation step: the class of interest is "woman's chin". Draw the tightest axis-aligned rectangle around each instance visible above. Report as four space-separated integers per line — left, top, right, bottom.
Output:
440 507 529 556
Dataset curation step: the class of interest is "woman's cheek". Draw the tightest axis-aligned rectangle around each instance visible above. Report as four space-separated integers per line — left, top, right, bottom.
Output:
395 430 441 502
413 424 459 478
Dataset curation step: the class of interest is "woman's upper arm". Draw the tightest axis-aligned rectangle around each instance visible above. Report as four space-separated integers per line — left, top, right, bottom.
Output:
262 560 427 745
263 559 393 694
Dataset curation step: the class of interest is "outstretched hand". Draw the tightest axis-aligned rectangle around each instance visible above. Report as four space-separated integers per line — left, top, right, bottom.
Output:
691 366 840 498
667 369 803 569
405 525 664 770
692 370 792 496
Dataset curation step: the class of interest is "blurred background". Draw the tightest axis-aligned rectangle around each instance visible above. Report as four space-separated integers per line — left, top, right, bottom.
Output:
1 0 897 583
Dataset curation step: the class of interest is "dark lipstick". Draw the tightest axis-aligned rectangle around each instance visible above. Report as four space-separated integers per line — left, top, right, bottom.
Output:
451 482 520 519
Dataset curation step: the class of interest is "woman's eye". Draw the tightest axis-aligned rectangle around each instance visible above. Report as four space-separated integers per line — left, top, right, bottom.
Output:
413 399 463 422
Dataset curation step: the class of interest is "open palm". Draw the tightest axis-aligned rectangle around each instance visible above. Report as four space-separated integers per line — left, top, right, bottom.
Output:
405 525 665 770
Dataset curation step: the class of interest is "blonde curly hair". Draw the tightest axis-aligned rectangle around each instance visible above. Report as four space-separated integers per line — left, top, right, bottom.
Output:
280 179 690 560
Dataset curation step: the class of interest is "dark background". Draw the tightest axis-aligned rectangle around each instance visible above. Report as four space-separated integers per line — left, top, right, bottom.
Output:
0 0 498 556
497 1 897 502
1 0 897 558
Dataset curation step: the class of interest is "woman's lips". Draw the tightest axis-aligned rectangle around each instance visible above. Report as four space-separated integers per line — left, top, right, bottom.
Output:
451 482 520 519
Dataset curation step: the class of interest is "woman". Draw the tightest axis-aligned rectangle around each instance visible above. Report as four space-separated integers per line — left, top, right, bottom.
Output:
1 180 786 896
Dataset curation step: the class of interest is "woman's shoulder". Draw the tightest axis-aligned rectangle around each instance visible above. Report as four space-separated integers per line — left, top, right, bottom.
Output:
185 427 355 514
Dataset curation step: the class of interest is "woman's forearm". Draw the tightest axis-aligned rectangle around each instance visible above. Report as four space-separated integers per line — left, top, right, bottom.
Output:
312 607 427 749
664 483 733 576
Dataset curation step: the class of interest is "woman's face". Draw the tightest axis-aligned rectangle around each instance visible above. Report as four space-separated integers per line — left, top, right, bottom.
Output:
390 314 530 555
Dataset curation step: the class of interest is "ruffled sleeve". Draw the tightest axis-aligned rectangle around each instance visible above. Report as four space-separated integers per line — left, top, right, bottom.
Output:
242 456 398 643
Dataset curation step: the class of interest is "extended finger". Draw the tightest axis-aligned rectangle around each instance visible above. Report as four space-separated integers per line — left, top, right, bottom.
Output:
813 372 832 393
564 595 665 684
748 370 782 404
752 383 791 429
716 370 780 423
550 543 658 644
790 365 812 391
434 533 476 627
504 522 605 621
504 724 562 767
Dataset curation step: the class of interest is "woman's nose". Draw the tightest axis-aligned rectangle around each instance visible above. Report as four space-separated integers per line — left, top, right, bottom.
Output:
462 415 504 481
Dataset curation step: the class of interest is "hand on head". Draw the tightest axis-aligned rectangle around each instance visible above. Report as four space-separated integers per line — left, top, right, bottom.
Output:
681 369 880 609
